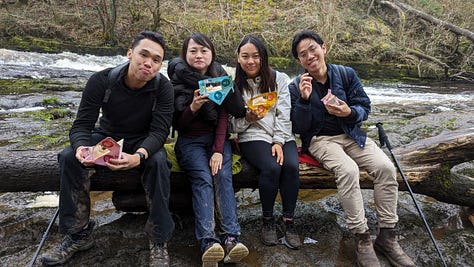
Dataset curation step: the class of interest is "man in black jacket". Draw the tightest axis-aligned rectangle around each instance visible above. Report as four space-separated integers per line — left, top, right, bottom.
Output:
41 31 175 266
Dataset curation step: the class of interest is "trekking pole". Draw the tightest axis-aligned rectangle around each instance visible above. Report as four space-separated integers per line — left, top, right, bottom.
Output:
375 122 447 267
29 207 59 267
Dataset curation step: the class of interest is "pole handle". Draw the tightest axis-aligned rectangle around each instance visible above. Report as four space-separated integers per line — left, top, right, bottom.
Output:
375 122 392 150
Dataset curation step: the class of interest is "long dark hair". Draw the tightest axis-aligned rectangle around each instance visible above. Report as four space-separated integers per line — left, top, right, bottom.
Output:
181 32 219 77
235 35 276 95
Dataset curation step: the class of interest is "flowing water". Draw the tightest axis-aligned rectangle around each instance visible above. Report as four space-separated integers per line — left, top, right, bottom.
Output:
0 49 473 266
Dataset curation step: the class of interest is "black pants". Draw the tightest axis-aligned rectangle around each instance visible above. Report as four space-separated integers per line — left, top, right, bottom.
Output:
239 140 300 218
57 133 174 243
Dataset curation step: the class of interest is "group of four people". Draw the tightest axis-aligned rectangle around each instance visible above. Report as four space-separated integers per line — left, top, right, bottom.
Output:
40 29 416 267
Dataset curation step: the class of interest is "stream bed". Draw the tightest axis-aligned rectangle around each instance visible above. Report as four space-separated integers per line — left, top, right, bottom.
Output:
0 48 473 266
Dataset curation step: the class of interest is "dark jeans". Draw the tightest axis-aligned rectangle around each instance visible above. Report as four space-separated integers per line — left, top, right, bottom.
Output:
58 133 174 243
239 140 300 218
174 134 241 248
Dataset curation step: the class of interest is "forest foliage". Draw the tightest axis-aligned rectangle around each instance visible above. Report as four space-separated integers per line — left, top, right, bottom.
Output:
0 0 473 80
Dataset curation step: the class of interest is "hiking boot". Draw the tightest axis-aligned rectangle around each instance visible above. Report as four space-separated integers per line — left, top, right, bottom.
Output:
374 228 416 267
261 217 278 246
355 231 381 267
278 218 302 250
222 235 249 263
201 242 224 267
41 221 95 266
149 242 169 267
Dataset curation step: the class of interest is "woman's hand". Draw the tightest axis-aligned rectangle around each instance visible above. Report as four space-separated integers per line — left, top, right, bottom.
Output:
245 109 263 123
272 143 284 165
190 89 210 113
209 152 223 175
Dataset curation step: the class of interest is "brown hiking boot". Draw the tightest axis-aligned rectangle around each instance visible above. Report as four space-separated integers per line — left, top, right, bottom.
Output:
374 228 416 267
355 231 381 267
149 242 169 267
261 217 278 246
278 218 302 250
41 221 95 266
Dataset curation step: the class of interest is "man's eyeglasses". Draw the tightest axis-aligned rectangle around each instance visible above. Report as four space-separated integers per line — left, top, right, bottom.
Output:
297 44 320 60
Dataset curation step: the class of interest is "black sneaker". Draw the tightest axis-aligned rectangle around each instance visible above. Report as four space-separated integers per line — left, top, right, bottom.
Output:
278 218 301 250
149 242 169 267
201 242 224 267
261 217 278 246
41 221 95 266
223 236 249 263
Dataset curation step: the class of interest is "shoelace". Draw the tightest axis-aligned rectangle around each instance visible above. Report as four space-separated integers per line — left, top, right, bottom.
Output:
285 221 297 234
225 236 237 245
58 236 75 251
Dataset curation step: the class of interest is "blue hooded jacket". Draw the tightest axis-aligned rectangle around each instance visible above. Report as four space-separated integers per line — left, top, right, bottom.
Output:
289 64 371 153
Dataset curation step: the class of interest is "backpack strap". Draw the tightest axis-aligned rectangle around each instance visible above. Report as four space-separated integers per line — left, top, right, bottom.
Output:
104 62 161 112
103 62 128 103
336 64 349 89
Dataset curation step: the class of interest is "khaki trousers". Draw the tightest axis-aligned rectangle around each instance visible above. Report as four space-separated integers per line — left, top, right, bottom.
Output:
308 134 399 234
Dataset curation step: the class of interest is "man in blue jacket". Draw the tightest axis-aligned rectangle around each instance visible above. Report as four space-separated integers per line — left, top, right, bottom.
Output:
289 29 415 267
41 31 174 266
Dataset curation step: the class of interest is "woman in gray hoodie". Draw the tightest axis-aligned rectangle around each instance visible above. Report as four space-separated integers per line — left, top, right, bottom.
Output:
230 35 301 250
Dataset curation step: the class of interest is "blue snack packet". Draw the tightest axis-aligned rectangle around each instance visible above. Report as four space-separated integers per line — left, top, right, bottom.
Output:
198 76 234 105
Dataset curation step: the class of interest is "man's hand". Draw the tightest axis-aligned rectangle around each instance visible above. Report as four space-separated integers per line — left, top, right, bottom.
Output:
271 143 284 165
209 152 223 175
190 89 210 113
75 146 95 167
107 152 140 171
298 73 313 100
324 98 352 117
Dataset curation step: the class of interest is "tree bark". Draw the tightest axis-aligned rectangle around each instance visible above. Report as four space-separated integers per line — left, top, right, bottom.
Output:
1 128 473 209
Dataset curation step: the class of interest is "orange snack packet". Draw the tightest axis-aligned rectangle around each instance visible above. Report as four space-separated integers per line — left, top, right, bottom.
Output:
246 92 278 117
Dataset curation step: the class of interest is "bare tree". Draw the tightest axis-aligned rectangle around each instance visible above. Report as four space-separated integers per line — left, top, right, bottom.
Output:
96 0 117 45
150 0 160 32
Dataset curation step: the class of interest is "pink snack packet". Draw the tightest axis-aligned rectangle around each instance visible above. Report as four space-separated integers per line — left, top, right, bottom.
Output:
321 89 339 105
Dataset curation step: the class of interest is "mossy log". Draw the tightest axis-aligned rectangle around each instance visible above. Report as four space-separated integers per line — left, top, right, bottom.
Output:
0 128 473 210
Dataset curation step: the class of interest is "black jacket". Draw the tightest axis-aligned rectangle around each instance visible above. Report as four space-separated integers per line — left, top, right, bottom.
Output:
69 63 174 155
167 58 246 131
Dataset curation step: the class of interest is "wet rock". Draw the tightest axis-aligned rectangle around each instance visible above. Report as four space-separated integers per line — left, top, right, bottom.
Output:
1 190 473 266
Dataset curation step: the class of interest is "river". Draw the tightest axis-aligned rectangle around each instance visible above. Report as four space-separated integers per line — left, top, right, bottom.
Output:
0 48 473 266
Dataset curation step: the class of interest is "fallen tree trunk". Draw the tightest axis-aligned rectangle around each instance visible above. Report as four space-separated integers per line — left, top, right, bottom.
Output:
1 128 473 210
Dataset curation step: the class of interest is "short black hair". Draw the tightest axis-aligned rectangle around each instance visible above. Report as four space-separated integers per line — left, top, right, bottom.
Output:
291 29 324 59
131 30 166 57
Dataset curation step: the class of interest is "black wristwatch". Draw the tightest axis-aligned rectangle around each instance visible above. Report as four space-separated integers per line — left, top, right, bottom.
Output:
135 151 146 167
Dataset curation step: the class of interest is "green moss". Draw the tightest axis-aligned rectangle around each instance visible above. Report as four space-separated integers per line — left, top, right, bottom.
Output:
2 36 125 56
441 118 457 130
0 78 83 94
42 97 60 106
459 168 474 177
15 134 69 150
432 164 454 190
269 57 292 70
28 108 74 121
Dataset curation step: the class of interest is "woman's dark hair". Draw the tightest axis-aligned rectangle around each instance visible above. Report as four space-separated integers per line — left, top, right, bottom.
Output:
131 30 166 58
235 35 276 95
181 32 219 77
291 29 324 59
